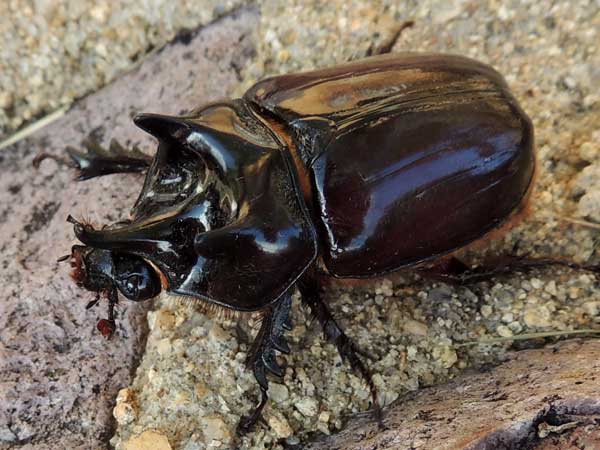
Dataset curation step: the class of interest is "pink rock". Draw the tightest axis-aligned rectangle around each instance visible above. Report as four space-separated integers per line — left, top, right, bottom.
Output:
0 9 258 448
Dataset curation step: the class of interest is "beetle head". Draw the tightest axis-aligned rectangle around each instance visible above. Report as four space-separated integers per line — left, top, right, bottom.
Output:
68 241 162 302
68 100 317 318
66 237 162 338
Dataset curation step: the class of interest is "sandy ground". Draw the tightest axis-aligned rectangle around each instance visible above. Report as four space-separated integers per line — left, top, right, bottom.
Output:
1 1 599 450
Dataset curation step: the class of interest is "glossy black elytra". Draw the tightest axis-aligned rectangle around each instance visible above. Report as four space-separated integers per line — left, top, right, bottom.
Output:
44 53 599 434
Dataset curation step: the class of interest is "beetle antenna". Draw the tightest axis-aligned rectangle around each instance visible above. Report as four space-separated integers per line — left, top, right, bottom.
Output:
66 214 80 225
57 254 70 262
32 152 77 169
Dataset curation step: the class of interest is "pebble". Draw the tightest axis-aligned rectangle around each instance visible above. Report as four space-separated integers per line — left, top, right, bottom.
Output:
501 313 514 323
208 323 230 342
508 321 523 334
402 319 429 336
195 381 210 400
433 345 458 368
579 141 598 162
267 412 293 438
582 302 600 317
568 287 581 300
523 306 552 328
113 388 138 426
481 305 493 318
432 1 465 23
155 338 172 356
200 415 232 444
295 397 318 417
269 383 289 403
0 92 12 110
497 325 514 338
152 310 177 332
578 190 600 222
573 163 600 196
544 281 558 296
530 278 543 290
573 163 600 221
123 430 172 450
318 411 331 423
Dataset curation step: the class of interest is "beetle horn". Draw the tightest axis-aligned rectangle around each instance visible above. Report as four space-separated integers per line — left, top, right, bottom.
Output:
134 112 236 174
134 104 281 181
70 213 181 259
133 113 192 143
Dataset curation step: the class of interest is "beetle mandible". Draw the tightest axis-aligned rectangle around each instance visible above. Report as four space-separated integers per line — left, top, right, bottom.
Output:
49 53 599 433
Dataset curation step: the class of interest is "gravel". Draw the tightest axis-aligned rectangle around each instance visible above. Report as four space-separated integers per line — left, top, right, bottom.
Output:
0 0 243 139
3 1 599 449
114 2 599 448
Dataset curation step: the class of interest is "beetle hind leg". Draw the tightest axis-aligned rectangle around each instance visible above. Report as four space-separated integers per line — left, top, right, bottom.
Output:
33 135 151 181
237 292 292 435
418 255 599 285
297 270 383 425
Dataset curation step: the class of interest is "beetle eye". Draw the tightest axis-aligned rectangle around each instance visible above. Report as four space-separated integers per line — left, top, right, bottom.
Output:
113 254 161 302
125 275 141 296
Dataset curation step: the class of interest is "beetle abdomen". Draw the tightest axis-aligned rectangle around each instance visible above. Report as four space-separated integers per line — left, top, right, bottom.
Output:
317 97 533 277
248 54 535 277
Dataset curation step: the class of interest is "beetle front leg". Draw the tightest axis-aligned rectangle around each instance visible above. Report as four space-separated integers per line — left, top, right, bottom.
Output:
297 269 383 425
237 292 292 435
418 256 599 285
95 286 118 339
33 136 151 181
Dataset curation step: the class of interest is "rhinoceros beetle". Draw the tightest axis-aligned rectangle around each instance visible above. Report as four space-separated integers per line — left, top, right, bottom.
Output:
46 53 599 433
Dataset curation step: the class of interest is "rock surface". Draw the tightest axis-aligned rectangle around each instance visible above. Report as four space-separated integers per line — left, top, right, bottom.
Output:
113 3 599 449
2 2 600 450
123 430 172 450
0 0 244 138
0 9 258 450
304 340 600 449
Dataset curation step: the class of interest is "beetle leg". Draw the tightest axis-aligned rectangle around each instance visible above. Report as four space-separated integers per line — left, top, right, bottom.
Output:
418 256 599 285
237 292 292 435
33 136 151 181
96 287 118 339
364 20 415 56
297 270 383 426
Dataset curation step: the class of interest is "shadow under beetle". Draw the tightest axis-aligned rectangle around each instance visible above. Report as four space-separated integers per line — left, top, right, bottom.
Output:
49 53 599 433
